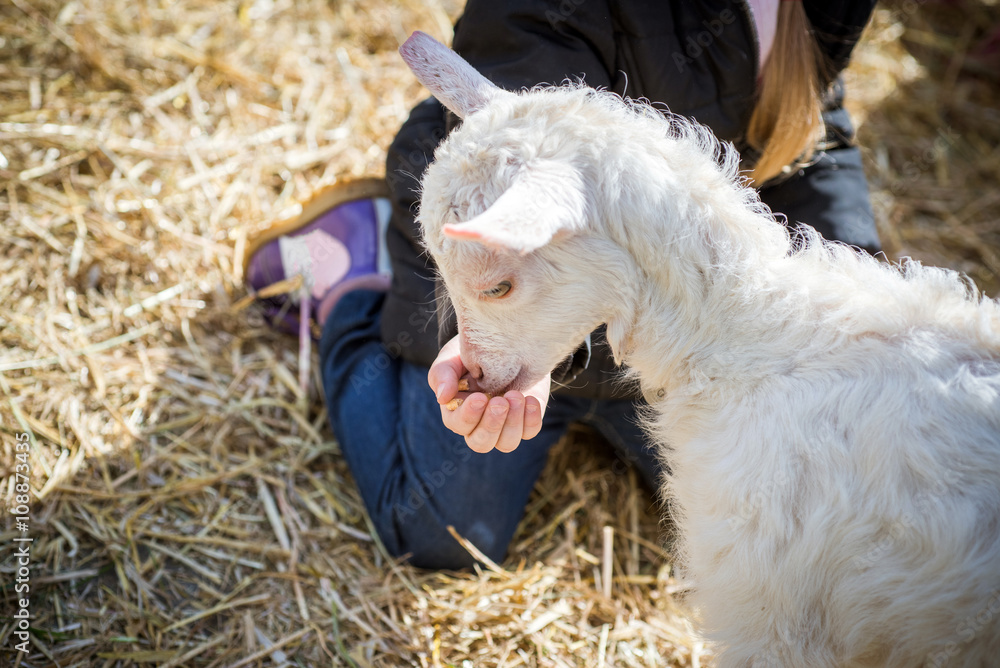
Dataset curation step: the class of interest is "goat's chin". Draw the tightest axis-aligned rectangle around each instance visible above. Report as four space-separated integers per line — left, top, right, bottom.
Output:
480 367 542 396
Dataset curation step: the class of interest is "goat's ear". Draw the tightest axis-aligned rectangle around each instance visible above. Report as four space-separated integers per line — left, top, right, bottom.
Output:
399 31 507 119
442 163 585 254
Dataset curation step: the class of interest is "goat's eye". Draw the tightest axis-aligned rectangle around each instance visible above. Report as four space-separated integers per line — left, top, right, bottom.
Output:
482 280 512 299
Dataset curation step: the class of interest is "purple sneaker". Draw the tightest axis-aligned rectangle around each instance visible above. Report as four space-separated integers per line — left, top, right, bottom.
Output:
244 178 392 336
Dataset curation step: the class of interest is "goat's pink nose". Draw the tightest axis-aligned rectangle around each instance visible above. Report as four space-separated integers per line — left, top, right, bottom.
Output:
466 359 484 381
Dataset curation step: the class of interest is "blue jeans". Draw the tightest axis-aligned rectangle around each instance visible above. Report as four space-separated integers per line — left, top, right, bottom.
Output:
320 290 660 569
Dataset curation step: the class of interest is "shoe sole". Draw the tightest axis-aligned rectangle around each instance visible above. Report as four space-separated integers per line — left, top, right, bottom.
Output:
242 177 391 282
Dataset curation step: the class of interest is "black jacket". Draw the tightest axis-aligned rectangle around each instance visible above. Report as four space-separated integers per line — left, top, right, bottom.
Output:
380 0 880 399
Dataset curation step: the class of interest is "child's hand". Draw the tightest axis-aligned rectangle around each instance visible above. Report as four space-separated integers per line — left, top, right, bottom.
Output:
428 335 549 453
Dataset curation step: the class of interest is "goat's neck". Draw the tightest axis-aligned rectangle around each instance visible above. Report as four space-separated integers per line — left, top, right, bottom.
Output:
607 169 796 397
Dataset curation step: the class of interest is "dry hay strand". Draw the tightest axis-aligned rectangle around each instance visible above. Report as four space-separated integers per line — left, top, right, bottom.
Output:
1 0 997 666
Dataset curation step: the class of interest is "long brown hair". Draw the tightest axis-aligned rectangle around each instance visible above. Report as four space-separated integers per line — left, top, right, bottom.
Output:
745 1 826 185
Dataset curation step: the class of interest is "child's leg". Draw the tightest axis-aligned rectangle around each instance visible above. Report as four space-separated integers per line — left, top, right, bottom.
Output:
319 289 575 569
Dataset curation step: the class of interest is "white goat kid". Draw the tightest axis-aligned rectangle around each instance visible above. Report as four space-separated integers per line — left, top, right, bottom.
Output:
400 31 1000 667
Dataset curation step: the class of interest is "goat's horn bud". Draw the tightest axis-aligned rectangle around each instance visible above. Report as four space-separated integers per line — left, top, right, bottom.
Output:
399 31 505 120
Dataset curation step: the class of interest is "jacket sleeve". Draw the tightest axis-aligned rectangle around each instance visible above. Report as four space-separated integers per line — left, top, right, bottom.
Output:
804 0 879 85
379 97 449 368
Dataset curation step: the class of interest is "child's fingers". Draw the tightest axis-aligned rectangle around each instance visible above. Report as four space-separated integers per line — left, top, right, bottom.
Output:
463 396 509 453
429 363 462 404
522 395 544 440
427 335 466 403
440 392 488 437
494 392 526 453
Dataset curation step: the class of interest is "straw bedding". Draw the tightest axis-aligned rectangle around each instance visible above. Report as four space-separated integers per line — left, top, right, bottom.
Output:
1 0 997 665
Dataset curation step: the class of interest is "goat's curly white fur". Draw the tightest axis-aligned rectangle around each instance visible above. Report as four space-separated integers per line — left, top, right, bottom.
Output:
401 31 1000 667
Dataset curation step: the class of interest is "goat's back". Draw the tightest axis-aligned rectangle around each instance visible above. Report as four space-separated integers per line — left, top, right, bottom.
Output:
655 264 1000 667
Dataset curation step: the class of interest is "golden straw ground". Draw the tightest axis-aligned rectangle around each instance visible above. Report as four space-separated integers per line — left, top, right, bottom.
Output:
1 0 997 665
